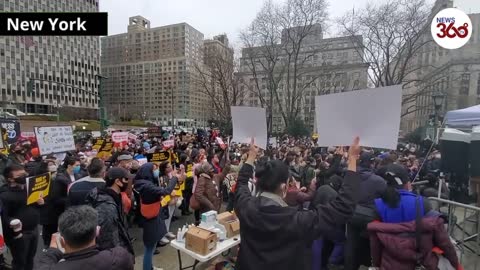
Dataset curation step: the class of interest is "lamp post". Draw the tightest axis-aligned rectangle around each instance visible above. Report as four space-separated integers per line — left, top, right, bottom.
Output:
95 75 109 134
432 92 445 143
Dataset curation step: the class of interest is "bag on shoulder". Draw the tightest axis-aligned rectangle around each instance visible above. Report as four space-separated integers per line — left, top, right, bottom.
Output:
140 198 161 219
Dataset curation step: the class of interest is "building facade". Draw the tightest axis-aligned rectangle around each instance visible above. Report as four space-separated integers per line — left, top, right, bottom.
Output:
401 0 480 133
238 25 369 132
101 16 209 127
0 0 101 117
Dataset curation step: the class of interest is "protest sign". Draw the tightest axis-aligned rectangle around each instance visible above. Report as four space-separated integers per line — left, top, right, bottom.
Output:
163 139 175 149
92 139 104 151
0 119 20 144
231 106 268 149
128 133 137 141
97 141 114 159
20 132 35 139
26 173 51 205
315 85 402 149
136 158 148 166
34 126 75 155
147 151 170 164
112 132 129 143
147 127 162 137
91 131 102 138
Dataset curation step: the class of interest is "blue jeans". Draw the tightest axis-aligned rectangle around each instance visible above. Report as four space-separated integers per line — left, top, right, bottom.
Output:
143 243 156 270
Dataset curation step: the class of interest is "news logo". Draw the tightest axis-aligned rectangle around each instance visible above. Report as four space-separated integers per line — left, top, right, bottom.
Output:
431 8 472 50
0 13 108 36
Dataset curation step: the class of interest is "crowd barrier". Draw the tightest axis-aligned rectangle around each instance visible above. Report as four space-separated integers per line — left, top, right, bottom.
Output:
428 197 480 269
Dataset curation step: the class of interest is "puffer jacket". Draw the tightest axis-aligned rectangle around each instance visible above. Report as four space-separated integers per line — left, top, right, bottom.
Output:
194 173 221 213
34 246 133 270
368 216 460 270
85 188 134 256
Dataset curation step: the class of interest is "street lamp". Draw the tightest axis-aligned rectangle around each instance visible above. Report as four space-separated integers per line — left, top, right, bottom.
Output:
432 92 445 142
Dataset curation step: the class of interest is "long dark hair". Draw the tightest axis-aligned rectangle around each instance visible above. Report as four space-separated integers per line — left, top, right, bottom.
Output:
381 173 402 208
255 160 289 193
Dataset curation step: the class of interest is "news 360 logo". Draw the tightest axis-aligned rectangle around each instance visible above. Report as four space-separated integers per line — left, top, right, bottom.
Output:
431 8 472 49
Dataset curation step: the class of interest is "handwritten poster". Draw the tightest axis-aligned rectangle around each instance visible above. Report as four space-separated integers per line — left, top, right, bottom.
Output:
34 126 75 155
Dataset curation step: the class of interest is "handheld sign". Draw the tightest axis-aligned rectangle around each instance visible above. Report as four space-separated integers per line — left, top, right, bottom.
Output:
147 151 170 164
162 139 175 149
26 173 51 205
231 106 268 149
34 126 75 155
315 85 402 149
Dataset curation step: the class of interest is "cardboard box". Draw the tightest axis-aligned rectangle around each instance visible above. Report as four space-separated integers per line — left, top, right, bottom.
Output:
185 226 218 255
217 212 240 238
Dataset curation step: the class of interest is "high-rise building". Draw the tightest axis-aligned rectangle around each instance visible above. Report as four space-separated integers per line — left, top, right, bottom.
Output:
238 25 369 132
401 0 480 134
202 34 236 119
0 0 101 117
101 16 209 127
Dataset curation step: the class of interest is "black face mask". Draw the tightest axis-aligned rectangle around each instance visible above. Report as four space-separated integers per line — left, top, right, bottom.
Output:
119 181 128 192
13 176 27 185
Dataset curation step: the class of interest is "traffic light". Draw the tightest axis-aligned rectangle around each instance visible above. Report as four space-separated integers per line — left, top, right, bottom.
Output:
27 80 35 94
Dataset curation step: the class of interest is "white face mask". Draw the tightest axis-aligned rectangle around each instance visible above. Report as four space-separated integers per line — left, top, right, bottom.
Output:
435 154 441 159
48 165 58 173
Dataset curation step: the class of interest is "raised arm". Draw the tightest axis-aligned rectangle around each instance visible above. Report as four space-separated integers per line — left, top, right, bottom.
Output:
234 139 258 219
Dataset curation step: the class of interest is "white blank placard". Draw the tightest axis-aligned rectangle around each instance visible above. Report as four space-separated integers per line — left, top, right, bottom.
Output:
231 106 268 149
315 85 402 149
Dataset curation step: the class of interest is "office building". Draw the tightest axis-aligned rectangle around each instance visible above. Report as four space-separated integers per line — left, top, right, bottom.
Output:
0 0 101 117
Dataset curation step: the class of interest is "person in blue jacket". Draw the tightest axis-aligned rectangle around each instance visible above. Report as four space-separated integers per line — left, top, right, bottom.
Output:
134 163 177 270
375 163 431 223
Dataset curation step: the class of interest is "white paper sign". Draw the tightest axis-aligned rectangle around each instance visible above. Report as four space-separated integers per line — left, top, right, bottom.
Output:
163 139 175 148
34 126 76 155
136 157 148 166
315 85 402 149
231 106 268 149
112 132 129 143
91 131 101 138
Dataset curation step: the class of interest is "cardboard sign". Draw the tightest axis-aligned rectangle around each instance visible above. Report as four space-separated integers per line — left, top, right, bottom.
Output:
112 132 129 143
147 151 170 163
26 173 51 205
315 85 402 149
0 119 20 144
231 106 268 149
34 126 75 155
162 139 175 149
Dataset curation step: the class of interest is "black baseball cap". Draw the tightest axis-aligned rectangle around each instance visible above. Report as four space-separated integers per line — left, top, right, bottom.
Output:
379 164 410 187
105 167 129 186
359 151 375 167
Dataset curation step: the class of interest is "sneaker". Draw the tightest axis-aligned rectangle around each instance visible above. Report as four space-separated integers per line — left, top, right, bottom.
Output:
165 232 175 239
159 237 170 245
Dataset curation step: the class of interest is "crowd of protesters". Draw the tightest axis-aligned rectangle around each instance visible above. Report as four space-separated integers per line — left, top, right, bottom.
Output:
0 126 463 270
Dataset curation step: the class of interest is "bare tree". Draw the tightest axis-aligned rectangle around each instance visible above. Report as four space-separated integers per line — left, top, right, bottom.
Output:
194 45 245 130
239 0 329 131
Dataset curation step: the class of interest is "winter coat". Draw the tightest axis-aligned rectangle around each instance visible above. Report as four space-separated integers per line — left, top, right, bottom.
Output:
134 163 177 246
368 216 460 270
86 188 134 256
194 173 221 213
40 172 71 225
68 176 106 206
357 167 387 206
34 246 133 270
0 185 40 244
234 163 360 270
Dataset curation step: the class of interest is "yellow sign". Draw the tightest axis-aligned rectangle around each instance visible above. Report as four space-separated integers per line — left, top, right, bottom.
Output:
26 173 51 205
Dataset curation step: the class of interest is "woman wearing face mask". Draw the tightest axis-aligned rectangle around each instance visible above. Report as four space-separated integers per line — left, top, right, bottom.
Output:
234 138 361 270
193 161 227 216
134 163 178 270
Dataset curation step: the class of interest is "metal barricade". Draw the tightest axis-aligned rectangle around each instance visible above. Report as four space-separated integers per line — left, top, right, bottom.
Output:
428 197 480 270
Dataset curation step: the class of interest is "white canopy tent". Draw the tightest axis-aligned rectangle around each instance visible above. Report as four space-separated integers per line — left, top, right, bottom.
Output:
445 104 480 128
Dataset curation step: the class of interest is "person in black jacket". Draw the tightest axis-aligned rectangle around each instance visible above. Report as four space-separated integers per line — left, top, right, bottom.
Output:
86 167 134 256
34 205 133 270
234 137 361 270
1 164 44 270
134 163 177 270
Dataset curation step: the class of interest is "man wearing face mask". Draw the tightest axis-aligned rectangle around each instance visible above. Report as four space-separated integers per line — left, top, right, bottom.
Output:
34 205 134 270
85 167 134 256
1 164 44 270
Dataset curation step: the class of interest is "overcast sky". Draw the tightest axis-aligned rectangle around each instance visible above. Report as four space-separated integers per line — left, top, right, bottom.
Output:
100 0 478 48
